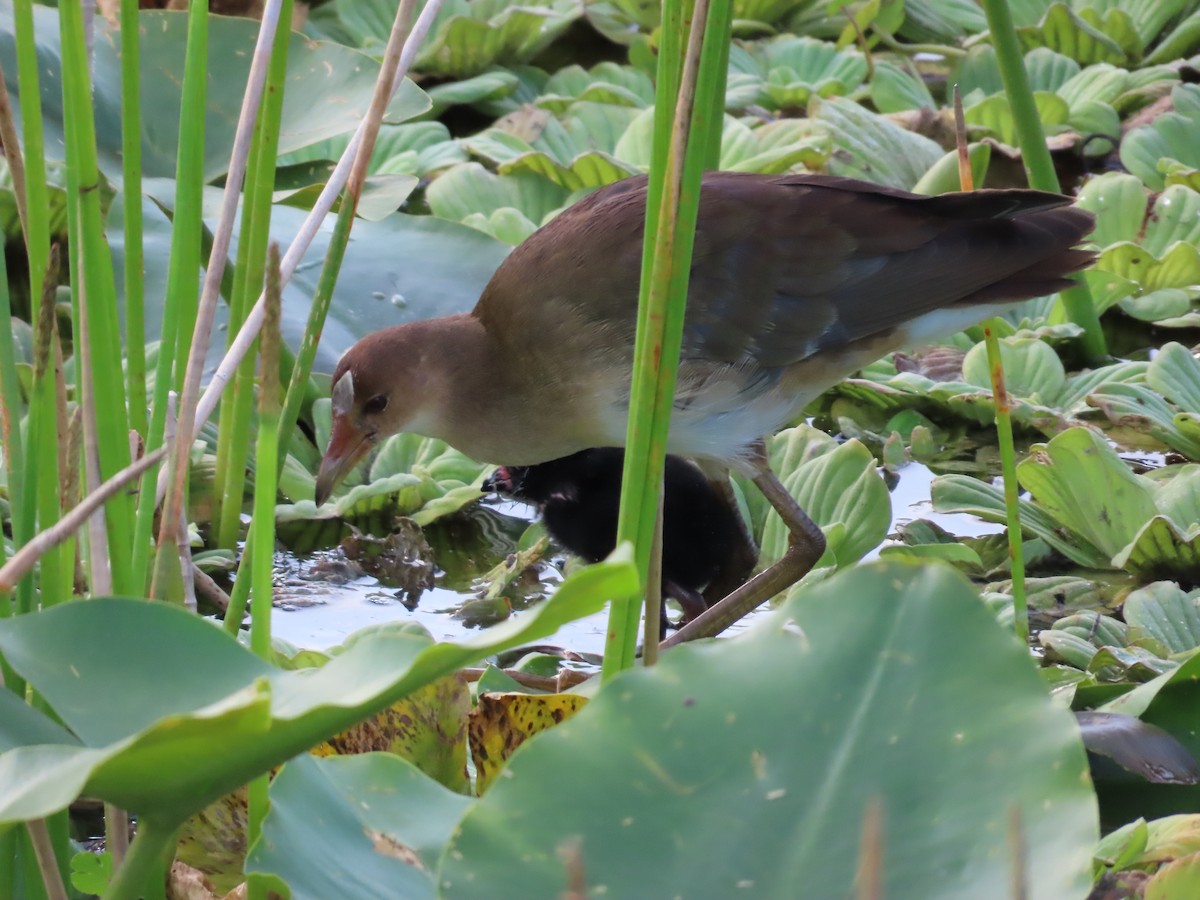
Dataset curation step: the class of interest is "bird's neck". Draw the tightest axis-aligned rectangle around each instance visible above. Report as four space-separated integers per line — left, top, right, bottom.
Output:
415 314 601 465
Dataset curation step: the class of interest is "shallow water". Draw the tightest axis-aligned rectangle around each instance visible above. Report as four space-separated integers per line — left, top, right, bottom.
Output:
270 461 1002 655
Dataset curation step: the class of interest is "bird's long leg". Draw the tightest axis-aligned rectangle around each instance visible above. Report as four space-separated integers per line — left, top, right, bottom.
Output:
661 440 826 648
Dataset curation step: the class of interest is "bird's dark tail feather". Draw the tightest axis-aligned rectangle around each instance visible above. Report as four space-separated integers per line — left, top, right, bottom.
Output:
961 205 1096 305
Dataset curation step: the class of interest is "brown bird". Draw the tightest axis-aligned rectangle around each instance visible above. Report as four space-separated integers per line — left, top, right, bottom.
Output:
316 172 1094 635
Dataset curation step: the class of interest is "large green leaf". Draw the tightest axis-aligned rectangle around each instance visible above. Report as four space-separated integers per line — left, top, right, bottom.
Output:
0 557 636 826
0 689 78 753
249 753 471 900
109 194 512 373
439 562 1097 898
0 3 429 181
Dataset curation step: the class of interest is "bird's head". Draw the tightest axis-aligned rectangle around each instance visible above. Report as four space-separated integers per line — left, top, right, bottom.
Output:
315 332 424 505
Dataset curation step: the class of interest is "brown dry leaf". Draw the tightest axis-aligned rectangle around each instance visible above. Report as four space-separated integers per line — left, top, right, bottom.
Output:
167 861 220 900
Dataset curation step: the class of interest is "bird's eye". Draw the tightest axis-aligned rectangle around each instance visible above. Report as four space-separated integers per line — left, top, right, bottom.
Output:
363 394 388 416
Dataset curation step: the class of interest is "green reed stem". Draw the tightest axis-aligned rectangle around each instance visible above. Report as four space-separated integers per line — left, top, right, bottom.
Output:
213 0 294 552
605 0 732 678
978 0 1105 361
101 818 176 900
61 0 137 595
244 246 282 900
12 0 68 607
120 0 147 440
135 0 207 591
953 89 1027 642
0 245 26 691
26 249 66 608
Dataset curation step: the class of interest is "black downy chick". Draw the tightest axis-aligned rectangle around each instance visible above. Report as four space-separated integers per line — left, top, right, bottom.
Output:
486 448 748 629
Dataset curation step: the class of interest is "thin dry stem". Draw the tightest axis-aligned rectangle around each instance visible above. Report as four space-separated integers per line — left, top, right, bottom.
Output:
105 803 130 868
157 0 286 572
0 62 30 241
192 563 231 612
25 818 69 900
76 245 113 596
0 446 168 592
1008 805 1028 900
177 0 446 496
854 797 884 900
953 85 973 192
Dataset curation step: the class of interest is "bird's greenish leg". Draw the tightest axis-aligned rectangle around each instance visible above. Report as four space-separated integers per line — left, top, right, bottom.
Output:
661 441 826 648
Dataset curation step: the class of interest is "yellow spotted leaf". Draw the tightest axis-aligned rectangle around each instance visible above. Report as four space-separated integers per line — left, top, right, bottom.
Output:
469 692 587 794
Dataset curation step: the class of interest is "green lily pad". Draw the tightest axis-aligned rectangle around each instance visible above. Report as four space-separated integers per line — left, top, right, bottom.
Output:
898 0 985 42
613 108 830 175
426 162 569 243
0 557 635 828
961 337 1067 405
759 430 890 576
248 753 472 900
1124 582 1200 654
439 562 1097 898
1147 852 1200 897
953 44 1004 97
1090 344 1200 458
965 91 1071 146
1054 610 1130 648
335 0 582 78
1115 517 1200 583
932 473 1110 568
1024 45 1081 91
1016 3 1141 66
464 102 642 191
1070 170 1142 244
279 122 469 180
1089 382 1200 459
1059 62 1131 107
809 95 944 188
1017 428 1159 561
0 5 430 182
725 35 868 112
1122 85 1200 190
869 58 937 113
537 62 655 112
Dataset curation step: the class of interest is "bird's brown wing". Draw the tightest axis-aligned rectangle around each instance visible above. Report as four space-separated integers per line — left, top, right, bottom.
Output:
680 173 1095 369
474 172 1094 381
